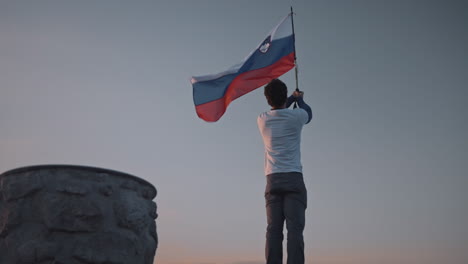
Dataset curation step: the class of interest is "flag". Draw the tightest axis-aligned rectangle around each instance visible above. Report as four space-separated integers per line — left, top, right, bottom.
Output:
191 13 295 122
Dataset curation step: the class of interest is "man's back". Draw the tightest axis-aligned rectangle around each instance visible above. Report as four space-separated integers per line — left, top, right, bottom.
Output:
257 108 309 175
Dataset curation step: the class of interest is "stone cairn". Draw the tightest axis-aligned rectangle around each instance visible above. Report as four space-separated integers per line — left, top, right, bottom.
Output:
0 165 158 264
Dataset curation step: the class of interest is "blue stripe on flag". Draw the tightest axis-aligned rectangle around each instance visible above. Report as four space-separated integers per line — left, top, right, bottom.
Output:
193 35 294 106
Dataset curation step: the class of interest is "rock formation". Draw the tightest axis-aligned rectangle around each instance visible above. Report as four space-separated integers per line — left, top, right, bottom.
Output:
0 165 158 264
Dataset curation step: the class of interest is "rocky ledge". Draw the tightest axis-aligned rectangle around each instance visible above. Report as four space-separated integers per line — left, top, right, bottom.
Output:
0 165 158 264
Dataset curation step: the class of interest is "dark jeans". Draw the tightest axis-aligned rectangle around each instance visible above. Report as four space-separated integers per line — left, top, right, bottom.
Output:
265 172 307 264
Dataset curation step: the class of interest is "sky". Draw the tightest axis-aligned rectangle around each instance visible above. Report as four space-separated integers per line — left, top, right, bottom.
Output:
1 0 467 264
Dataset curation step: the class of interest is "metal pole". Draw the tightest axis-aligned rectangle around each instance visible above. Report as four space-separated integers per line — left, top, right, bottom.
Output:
290 6 299 108
290 6 299 92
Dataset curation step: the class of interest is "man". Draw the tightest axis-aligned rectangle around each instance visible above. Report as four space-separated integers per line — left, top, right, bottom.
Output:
257 79 312 264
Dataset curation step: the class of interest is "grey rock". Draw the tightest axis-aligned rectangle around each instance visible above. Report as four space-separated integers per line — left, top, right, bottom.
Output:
55 182 89 195
0 202 22 237
0 172 43 201
41 192 102 232
0 165 157 264
17 240 57 263
120 179 139 191
72 232 141 264
114 191 150 234
149 201 158 219
141 186 157 199
98 184 114 196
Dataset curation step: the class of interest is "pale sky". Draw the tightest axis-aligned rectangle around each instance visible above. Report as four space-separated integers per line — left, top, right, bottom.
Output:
1 1 467 264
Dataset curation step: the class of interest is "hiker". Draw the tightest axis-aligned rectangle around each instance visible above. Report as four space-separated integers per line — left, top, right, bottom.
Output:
257 79 312 264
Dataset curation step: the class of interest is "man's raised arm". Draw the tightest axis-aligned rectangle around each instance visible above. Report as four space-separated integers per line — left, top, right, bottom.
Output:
293 91 312 124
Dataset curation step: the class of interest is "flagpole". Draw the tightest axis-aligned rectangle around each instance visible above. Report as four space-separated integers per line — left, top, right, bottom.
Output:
290 6 300 108
290 6 299 92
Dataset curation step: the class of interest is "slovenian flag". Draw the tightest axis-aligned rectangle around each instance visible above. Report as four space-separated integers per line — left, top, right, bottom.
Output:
191 13 296 122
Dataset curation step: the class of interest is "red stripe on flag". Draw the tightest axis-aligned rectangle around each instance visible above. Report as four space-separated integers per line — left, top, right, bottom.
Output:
195 97 226 122
195 52 295 122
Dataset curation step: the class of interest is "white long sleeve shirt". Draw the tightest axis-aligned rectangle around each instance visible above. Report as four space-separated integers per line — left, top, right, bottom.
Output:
257 108 309 175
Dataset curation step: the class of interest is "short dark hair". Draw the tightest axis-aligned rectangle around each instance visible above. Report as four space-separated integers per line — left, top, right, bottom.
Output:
264 79 287 108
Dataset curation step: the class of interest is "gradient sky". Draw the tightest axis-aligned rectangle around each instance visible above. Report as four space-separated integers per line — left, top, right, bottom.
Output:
1 0 467 264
